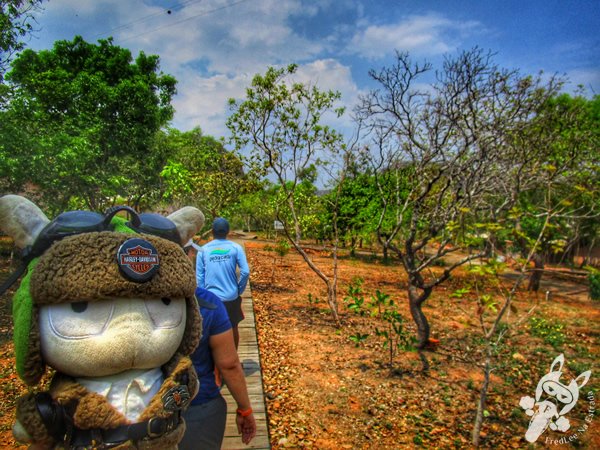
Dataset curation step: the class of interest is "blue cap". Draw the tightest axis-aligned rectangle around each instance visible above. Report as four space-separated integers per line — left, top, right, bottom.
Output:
212 217 230 238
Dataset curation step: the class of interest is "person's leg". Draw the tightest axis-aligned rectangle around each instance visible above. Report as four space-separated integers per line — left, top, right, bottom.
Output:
232 324 240 349
179 396 227 450
224 296 244 350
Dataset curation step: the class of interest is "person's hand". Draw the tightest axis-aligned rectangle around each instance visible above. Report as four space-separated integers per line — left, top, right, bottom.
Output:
236 412 256 444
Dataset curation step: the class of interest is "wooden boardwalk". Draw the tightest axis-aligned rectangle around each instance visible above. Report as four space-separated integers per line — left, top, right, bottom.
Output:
221 246 270 449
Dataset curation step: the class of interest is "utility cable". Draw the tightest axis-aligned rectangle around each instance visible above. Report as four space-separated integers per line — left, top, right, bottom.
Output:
117 0 251 43
91 0 205 40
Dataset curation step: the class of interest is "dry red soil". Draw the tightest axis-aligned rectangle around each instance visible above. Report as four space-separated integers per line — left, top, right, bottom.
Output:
245 241 599 449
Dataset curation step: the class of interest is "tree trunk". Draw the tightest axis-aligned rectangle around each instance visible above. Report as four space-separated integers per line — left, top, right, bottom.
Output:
290 240 340 327
408 286 430 372
527 253 544 292
472 354 492 447
326 281 340 326
515 219 529 258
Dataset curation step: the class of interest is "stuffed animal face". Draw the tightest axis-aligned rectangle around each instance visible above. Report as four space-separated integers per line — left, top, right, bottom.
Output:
0 195 205 385
39 297 187 377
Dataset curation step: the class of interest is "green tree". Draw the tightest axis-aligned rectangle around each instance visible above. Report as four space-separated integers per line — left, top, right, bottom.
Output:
227 64 346 325
160 127 256 218
271 175 323 240
320 164 399 255
1 0 45 83
511 94 599 273
227 181 276 233
0 35 176 212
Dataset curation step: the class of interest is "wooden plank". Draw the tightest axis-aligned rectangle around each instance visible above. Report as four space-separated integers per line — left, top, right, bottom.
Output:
235 347 259 353
222 241 270 450
224 416 267 433
223 383 264 396
224 394 266 412
240 359 260 371
221 433 270 450
237 328 257 339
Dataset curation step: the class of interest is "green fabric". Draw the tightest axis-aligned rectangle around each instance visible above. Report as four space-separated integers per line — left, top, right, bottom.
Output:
111 216 136 233
12 258 39 381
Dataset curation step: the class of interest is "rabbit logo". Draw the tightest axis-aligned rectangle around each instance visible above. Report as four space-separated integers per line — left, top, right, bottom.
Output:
519 354 591 443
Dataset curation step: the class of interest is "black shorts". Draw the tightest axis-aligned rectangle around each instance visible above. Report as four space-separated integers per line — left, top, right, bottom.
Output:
223 296 244 326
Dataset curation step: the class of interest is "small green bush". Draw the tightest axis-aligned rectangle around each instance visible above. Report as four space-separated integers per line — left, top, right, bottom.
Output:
274 239 290 258
588 271 600 301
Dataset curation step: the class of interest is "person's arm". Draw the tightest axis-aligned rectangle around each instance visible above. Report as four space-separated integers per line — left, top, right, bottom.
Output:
237 246 250 295
196 250 206 288
209 330 256 444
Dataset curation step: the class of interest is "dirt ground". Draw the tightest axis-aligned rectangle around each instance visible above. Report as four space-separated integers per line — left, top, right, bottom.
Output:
245 240 599 449
0 240 598 449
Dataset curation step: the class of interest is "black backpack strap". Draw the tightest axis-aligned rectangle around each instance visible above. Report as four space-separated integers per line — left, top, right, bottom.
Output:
0 261 28 296
35 392 68 443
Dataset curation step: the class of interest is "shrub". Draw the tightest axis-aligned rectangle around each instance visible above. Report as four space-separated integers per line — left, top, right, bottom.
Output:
274 239 291 258
588 269 600 301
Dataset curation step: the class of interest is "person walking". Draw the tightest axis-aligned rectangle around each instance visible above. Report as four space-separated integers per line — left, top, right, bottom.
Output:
196 217 250 349
179 287 256 450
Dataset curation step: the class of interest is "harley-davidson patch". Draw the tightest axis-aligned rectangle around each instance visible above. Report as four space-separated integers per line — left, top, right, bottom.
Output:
117 238 160 282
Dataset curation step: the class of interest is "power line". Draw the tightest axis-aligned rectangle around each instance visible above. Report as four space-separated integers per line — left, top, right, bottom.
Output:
118 0 252 43
92 0 205 40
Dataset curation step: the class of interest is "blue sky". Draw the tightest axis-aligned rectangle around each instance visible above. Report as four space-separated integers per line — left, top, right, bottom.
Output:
26 0 600 139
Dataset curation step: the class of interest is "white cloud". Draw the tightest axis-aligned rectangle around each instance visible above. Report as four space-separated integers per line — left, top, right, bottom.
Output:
112 0 325 75
293 59 357 96
100 0 332 137
172 59 361 139
563 68 600 95
171 70 250 136
291 59 362 139
349 13 481 59
32 0 347 136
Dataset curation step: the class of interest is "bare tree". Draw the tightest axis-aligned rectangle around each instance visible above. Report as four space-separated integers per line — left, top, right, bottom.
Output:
354 48 563 370
469 215 549 446
471 175 598 445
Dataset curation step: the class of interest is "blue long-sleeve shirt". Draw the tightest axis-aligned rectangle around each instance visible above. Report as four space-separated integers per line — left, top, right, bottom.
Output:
196 238 250 302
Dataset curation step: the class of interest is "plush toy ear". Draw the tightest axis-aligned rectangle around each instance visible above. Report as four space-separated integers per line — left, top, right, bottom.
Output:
0 195 50 249
0 195 48 385
167 206 205 246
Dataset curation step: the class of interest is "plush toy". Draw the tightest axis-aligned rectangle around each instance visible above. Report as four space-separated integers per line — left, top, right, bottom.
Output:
0 194 205 450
